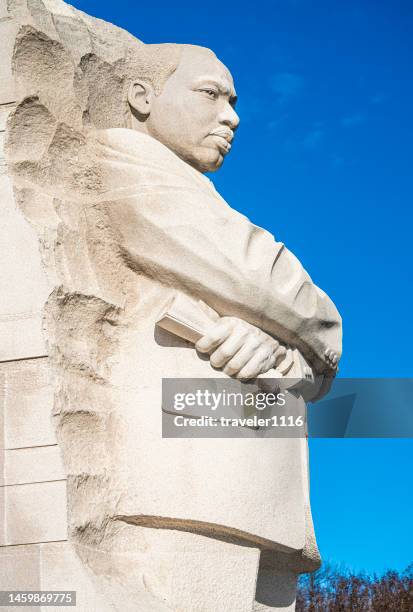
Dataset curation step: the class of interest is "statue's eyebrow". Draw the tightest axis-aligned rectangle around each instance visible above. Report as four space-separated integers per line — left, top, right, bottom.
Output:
193 77 237 103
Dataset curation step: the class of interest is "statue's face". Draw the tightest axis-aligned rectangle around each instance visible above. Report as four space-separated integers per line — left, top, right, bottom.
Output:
146 47 239 173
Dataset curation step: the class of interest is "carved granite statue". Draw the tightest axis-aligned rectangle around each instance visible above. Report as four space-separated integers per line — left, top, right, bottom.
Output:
5 1 342 610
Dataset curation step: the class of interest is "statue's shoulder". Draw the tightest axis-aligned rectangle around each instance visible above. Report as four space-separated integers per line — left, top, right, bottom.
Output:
92 128 179 166
90 128 216 195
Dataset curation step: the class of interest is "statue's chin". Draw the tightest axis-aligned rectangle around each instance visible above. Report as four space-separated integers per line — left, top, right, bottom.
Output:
163 142 225 174
188 148 225 174
206 156 225 173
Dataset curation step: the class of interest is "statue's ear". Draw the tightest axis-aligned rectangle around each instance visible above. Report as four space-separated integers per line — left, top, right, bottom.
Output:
128 80 153 118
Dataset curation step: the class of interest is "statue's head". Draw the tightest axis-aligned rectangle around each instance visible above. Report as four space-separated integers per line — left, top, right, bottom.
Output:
126 44 239 173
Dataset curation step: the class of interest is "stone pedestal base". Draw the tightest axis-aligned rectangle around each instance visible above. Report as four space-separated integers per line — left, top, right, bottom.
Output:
75 524 297 611
0 529 297 611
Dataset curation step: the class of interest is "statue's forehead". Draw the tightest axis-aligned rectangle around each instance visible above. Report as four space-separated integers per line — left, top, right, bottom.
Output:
177 46 235 89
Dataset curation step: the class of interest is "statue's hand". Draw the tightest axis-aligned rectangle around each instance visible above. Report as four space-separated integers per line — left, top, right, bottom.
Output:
195 317 287 380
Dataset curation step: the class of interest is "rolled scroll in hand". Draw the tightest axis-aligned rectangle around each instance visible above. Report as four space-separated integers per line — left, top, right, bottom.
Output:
156 293 333 401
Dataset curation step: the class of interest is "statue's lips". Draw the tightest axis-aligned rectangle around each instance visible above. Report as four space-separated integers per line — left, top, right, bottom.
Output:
208 132 233 154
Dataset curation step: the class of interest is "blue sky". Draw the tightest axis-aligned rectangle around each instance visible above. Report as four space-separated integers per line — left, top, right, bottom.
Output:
72 0 413 574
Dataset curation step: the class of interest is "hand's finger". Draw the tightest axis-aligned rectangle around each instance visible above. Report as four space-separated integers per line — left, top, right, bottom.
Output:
274 346 287 367
208 328 249 368
236 348 275 380
198 300 220 323
222 336 267 376
195 320 233 353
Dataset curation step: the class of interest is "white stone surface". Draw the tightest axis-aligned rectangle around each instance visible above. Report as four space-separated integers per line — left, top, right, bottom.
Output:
0 20 19 105
0 359 56 450
0 315 47 362
39 542 107 612
0 0 10 19
79 528 262 612
0 537 298 611
0 4 50 362
0 172 49 361
0 104 14 131
0 487 5 547
0 542 108 611
1 444 64 485
1 480 66 545
0 543 41 592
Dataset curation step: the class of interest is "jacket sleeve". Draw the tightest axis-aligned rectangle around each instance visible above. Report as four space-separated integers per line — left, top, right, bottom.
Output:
96 172 342 375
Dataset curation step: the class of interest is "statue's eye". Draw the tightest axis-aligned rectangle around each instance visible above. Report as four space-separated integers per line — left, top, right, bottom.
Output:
202 89 218 100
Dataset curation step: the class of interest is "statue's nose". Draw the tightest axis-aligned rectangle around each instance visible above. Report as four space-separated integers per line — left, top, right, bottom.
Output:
219 104 240 131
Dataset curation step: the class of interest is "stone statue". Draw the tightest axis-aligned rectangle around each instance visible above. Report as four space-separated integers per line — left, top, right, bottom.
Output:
5 1 342 610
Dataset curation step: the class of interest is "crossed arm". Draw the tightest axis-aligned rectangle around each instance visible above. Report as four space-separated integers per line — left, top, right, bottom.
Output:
95 134 342 377
101 191 341 377
195 316 289 380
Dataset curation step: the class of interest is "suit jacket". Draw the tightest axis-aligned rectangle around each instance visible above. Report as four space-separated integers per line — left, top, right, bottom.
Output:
10 126 342 570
